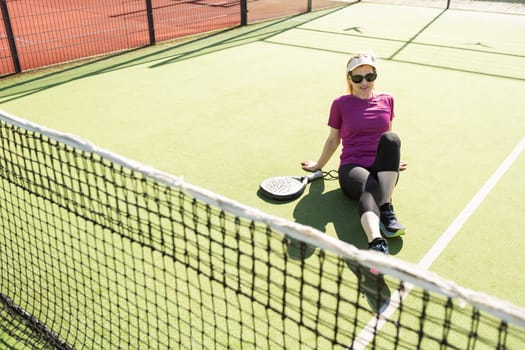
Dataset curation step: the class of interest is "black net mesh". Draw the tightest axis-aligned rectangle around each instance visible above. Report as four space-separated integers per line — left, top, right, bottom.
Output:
0 113 524 349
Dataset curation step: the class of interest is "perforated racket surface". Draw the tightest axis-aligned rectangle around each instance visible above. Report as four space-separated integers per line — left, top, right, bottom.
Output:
259 170 323 201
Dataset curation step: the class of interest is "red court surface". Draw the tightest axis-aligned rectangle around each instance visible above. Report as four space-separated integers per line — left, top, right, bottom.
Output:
0 0 242 74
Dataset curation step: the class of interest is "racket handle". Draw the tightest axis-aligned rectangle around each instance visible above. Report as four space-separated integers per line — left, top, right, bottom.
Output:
304 170 323 183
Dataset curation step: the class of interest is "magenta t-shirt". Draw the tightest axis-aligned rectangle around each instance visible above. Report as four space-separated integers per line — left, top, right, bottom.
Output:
328 93 395 168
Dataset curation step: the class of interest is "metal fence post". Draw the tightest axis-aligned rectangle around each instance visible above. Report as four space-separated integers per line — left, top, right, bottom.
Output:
240 0 247 26
145 0 156 45
1 0 21 73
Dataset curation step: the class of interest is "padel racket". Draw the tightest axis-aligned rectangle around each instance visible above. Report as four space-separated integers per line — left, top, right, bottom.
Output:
259 170 324 201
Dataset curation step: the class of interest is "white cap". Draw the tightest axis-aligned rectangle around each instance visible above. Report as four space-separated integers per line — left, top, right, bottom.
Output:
347 54 377 73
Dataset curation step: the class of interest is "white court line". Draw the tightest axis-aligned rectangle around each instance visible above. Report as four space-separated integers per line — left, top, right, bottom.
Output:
350 136 525 350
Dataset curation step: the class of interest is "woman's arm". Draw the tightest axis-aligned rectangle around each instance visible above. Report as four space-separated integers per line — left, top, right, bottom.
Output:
301 127 340 171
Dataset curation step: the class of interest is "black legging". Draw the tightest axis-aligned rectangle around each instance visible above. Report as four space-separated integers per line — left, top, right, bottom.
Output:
338 131 401 217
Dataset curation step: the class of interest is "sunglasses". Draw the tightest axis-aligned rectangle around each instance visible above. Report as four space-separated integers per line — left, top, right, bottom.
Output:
349 72 377 84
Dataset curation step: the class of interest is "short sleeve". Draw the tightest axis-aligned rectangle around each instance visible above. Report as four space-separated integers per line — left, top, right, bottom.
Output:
328 98 342 129
388 95 395 121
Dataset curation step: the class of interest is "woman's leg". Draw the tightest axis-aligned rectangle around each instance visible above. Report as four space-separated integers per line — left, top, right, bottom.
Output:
339 164 389 254
373 132 405 237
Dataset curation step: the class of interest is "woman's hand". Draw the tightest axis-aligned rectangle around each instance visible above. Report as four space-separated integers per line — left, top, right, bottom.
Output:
301 160 319 172
399 160 408 171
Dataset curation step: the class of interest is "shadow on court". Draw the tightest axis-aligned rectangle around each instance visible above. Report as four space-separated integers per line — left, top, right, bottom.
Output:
276 179 404 313
289 179 403 254
0 6 344 104
255 177 403 255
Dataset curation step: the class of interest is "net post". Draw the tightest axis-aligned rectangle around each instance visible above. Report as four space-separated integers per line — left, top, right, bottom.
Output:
145 0 156 45
240 0 247 26
0 0 21 73
307 0 312 12
446 0 451 9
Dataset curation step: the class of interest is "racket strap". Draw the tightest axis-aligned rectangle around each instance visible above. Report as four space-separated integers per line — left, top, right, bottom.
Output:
322 170 339 180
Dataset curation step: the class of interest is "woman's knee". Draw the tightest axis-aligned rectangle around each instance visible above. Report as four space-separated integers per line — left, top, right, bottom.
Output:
380 131 401 147
375 132 401 171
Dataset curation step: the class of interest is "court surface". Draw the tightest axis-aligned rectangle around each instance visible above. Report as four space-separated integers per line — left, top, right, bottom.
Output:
1 0 524 312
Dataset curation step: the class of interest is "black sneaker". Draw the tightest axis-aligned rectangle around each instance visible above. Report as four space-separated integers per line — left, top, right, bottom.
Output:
379 203 405 238
368 237 389 254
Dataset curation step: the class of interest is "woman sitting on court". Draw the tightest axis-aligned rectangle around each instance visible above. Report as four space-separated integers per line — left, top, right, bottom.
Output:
301 52 406 255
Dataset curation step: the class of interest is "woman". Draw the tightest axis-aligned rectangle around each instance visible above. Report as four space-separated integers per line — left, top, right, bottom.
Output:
301 52 406 255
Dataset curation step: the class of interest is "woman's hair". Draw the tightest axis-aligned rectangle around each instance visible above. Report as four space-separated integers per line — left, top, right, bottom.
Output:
346 52 378 94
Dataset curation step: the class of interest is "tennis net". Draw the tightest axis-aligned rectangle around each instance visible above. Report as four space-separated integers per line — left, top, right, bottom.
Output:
0 110 524 349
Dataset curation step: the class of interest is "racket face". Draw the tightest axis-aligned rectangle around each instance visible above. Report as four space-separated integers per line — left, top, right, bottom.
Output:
259 176 305 200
